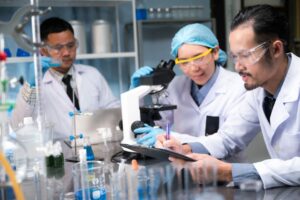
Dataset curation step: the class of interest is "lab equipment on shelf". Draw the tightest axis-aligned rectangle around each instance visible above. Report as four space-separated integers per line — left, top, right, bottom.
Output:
146 5 203 20
69 20 87 54
136 0 147 20
92 20 112 53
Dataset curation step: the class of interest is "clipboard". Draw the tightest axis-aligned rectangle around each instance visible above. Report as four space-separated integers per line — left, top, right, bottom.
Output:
121 144 196 162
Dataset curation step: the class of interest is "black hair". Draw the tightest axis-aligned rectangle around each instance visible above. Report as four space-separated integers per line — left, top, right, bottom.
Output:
40 17 74 41
231 4 288 45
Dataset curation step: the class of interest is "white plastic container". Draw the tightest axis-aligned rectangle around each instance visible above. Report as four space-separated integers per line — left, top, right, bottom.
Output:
69 20 87 54
92 20 112 53
15 117 43 178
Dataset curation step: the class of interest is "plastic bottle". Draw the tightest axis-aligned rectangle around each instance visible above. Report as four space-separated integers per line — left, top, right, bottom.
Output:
15 117 43 178
136 0 147 20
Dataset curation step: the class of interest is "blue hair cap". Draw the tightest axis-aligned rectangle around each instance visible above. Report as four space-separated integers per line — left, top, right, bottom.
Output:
171 23 227 66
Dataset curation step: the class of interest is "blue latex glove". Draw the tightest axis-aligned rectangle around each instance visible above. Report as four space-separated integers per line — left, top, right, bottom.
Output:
130 66 153 89
134 124 164 147
28 56 60 87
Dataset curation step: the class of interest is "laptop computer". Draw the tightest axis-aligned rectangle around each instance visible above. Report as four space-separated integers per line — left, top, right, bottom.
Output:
74 107 123 146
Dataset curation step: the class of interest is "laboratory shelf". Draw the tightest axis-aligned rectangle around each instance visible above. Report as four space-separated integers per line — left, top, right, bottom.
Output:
137 18 212 24
0 0 133 7
6 52 137 63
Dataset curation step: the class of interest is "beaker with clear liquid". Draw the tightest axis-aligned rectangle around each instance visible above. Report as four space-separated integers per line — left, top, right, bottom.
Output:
72 160 107 200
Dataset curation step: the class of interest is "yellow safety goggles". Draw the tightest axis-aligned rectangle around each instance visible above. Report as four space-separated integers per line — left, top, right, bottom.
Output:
175 48 213 65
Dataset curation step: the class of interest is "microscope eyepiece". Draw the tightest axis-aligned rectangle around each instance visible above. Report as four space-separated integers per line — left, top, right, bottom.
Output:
166 59 175 70
157 60 167 69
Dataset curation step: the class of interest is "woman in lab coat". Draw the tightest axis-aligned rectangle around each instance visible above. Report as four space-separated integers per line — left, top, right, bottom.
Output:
156 5 300 189
11 17 119 139
133 24 247 161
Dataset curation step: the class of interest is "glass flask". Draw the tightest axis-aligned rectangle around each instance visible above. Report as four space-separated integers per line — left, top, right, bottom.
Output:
0 122 28 185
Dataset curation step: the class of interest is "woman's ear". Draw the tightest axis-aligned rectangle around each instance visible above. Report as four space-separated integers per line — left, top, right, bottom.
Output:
213 46 220 61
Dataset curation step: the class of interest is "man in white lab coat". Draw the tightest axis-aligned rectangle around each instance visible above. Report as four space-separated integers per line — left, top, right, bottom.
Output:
156 4 300 189
11 17 119 139
132 24 247 161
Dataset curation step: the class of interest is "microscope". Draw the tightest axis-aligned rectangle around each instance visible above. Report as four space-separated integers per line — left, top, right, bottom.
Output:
121 59 177 148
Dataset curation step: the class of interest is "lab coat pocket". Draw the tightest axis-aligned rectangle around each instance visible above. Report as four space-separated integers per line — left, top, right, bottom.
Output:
205 116 219 136
276 132 300 159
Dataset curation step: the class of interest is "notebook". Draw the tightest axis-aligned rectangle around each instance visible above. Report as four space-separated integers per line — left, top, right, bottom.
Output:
120 143 196 162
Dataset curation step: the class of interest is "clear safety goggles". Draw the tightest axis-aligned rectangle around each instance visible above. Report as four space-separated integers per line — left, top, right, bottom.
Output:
175 48 213 66
230 41 270 67
45 39 78 54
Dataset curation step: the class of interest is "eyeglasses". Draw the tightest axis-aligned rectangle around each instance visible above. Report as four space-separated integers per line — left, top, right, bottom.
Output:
175 48 213 66
45 39 78 54
230 41 270 67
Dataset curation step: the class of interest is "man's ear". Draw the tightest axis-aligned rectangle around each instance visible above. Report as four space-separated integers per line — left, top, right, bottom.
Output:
271 40 284 58
40 47 48 56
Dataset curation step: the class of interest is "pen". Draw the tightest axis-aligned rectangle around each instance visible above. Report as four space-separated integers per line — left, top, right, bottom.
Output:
166 123 170 140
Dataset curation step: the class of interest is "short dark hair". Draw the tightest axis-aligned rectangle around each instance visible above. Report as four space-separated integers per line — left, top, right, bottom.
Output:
231 4 288 44
40 17 74 41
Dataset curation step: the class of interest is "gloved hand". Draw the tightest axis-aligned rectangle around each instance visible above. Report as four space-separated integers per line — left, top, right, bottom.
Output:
130 66 153 89
134 124 164 147
28 56 60 87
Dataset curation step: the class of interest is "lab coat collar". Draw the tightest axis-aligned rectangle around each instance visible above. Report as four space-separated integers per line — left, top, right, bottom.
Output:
199 67 228 108
43 64 85 84
42 64 86 110
266 53 300 138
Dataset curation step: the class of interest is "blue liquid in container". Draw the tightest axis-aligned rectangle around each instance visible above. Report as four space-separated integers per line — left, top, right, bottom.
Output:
75 187 106 200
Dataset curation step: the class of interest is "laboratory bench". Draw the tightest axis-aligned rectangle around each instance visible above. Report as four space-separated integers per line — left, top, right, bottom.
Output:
3 140 300 200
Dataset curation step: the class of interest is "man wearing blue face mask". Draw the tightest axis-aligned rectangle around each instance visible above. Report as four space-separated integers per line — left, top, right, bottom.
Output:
130 23 247 162
11 17 119 139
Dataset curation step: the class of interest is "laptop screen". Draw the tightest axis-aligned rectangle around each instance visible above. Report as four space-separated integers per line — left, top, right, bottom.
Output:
74 107 123 145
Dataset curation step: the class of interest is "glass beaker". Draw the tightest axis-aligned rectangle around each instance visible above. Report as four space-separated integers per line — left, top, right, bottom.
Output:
72 161 106 200
0 122 28 184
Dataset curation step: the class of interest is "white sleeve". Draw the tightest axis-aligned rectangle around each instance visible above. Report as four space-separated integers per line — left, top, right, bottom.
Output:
170 131 205 143
10 84 36 130
254 157 300 189
96 70 120 108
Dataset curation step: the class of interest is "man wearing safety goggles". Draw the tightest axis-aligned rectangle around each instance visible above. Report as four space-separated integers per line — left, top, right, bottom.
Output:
157 4 300 189
130 23 247 162
11 17 120 139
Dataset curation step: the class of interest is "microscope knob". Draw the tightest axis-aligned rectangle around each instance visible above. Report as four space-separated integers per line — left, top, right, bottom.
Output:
131 121 145 132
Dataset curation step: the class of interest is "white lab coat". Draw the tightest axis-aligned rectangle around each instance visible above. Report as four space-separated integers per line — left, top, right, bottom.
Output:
199 53 300 188
157 66 247 161
11 64 120 139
